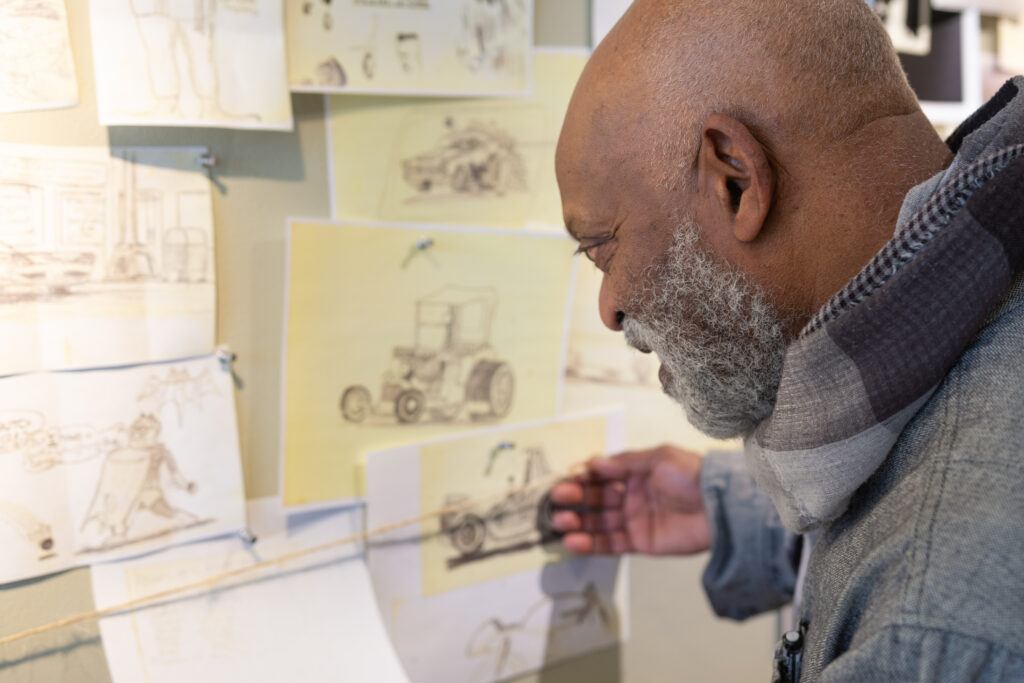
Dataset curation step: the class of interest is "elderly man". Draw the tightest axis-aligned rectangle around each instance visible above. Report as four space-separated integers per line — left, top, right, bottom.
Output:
550 0 1024 680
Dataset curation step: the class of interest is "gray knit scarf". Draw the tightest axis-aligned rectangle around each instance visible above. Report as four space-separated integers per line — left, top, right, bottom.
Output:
745 78 1024 533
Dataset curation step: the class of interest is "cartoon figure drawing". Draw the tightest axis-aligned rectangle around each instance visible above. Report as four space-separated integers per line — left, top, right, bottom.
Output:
80 413 197 545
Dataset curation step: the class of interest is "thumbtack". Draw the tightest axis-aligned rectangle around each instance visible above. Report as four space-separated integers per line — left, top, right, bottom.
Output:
239 528 257 545
402 237 437 268
485 441 516 475
416 237 434 250
197 152 218 170
216 345 237 365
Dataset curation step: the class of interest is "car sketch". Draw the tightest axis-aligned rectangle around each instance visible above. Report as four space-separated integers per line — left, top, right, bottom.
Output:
340 286 515 425
401 120 527 196
439 445 559 560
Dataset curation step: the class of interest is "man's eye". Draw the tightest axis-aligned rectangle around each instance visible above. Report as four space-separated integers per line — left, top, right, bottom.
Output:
574 241 607 264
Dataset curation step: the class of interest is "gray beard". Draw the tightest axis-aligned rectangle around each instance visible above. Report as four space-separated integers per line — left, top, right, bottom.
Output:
622 219 788 439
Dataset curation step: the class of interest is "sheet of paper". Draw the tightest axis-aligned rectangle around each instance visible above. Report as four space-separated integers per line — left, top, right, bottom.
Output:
287 0 532 95
282 220 577 507
562 261 735 453
997 15 1024 74
0 144 216 375
0 0 79 113
89 0 292 130
365 410 628 683
876 0 932 56
0 355 245 585
326 49 587 230
92 498 409 683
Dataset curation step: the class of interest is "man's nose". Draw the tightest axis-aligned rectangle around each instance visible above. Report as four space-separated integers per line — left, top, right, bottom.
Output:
598 274 624 332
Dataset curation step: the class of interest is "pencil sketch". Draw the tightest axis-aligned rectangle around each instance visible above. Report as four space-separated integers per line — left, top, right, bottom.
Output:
395 31 422 74
138 366 222 426
0 409 125 473
401 117 528 198
466 582 615 678
0 499 55 559
874 0 931 55
79 413 205 553
457 0 529 74
439 444 558 567
118 0 260 122
340 286 515 426
0 0 78 113
565 339 661 388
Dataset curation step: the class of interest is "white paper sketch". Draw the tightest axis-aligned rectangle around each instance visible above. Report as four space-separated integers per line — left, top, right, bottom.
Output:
340 286 515 426
92 498 409 683
0 355 245 585
0 0 79 113
0 144 216 375
90 0 292 129
138 365 222 426
364 411 629 683
286 0 532 95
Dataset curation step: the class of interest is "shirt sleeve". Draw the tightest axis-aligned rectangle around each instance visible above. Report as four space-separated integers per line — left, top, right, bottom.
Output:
699 449 802 621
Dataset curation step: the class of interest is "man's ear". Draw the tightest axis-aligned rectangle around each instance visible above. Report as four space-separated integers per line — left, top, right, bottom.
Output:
697 113 774 243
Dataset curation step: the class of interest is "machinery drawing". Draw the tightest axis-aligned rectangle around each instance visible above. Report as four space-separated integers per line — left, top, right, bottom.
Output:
340 286 515 425
465 581 615 677
401 118 528 197
439 444 559 563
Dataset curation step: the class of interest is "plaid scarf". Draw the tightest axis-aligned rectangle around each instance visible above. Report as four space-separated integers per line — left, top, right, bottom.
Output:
744 78 1024 533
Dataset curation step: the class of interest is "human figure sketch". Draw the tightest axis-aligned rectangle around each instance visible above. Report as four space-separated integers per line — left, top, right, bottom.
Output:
80 413 198 546
128 0 260 120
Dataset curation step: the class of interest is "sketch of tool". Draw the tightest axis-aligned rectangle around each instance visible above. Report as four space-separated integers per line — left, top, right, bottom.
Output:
466 582 615 678
79 413 202 552
125 0 261 122
439 445 559 566
340 286 515 426
138 366 222 426
395 31 422 74
0 499 55 559
457 0 528 74
0 0 78 113
401 117 528 198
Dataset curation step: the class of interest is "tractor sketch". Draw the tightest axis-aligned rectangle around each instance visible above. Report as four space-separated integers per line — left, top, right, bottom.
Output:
401 119 527 196
340 286 514 425
440 445 559 561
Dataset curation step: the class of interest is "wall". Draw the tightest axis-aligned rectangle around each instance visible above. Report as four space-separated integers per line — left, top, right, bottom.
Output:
0 1 775 681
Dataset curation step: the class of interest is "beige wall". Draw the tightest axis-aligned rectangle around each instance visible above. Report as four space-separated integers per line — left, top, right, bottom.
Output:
0 2 775 681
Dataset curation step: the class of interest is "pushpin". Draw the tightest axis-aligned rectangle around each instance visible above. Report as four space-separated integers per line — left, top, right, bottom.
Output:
402 236 437 268
239 528 258 545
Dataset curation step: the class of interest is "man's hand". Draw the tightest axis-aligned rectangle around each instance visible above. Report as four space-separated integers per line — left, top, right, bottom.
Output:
549 444 711 556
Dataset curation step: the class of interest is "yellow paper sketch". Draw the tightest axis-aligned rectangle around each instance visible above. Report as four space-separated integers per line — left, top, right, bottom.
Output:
327 49 587 229
282 220 576 506
0 144 216 375
286 0 531 95
90 0 292 129
418 415 606 596
0 0 79 113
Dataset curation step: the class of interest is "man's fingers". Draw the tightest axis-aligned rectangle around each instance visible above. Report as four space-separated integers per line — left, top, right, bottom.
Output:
562 530 632 555
550 481 583 505
552 510 581 532
580 508 625 533
562 532 594 554
550 481 625 509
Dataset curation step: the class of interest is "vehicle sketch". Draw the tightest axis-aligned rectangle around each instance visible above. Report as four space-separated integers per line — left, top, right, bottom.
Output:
466 582 615 678
124 0 261 122
0 0 78 112
79 413 203 552
565 335 661 388
138 365 222 426
0 499 55 559
401 118 528 197
439 445 558 565
457 0 528 74
340 286 515 425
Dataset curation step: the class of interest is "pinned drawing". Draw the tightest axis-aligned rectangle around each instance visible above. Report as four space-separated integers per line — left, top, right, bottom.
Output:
0 499 55 560
340 286 514 426
440 445 558 566
0 355 245 584
286 0 531 95
0 0 79 113
466 582 616 678
401 117 528 198
79 413 204 553
90 0 292 129
139 366 222 426
0 144 216 375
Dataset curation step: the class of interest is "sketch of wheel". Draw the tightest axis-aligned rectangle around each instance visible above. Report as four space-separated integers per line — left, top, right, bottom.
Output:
429 404 461 422
340 385 372 423
395 389 426 423
536 493 560 542
418 179 432 192
451 514 486 555
487 363 514 418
